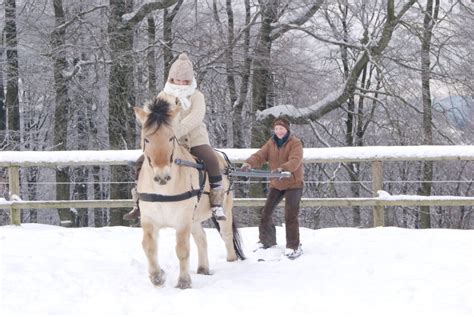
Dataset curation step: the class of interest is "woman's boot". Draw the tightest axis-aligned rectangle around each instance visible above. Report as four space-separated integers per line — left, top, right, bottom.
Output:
209 186 226 221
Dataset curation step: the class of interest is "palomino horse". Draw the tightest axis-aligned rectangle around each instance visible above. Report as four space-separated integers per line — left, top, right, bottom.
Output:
134 92 245 289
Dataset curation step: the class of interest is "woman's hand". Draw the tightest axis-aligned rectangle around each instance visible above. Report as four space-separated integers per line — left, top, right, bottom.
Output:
241 163 251 171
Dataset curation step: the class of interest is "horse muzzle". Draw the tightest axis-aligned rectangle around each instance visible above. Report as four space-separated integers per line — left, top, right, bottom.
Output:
152 166 172 185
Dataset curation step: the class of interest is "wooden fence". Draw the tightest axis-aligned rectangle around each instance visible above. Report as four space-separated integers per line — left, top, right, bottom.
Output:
1 145 473 226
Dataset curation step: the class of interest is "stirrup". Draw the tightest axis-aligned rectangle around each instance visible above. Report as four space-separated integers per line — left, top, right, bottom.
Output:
211 206 226 221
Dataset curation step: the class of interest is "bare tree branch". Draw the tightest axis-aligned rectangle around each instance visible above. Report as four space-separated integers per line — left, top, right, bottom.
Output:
122 0 178 26
269 0 324 41
257 0 416 122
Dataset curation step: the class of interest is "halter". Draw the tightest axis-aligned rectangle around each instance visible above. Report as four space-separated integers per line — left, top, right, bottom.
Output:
137 136 207 203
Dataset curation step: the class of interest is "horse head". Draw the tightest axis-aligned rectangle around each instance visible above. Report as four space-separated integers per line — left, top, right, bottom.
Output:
134 92 181 185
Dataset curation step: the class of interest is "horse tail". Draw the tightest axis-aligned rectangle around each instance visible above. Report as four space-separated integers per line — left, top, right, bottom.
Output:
211 217 246 260
231 220 246 260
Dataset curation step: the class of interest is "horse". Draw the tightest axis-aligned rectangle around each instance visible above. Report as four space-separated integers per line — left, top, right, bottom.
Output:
134 92 245 289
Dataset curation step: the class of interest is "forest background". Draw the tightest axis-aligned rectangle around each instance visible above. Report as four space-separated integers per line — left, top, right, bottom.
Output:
0 0 472 229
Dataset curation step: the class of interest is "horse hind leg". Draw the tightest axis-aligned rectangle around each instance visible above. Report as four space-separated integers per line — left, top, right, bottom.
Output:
175 227 192 289
220 195 238 262
142 222 165 287
191 222 210 275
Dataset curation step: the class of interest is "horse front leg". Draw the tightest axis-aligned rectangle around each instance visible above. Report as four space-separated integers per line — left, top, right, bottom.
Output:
175 226 192 289
191 222 210 275
142 222 165 287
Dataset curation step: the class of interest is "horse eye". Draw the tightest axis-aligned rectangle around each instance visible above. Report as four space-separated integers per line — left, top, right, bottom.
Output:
144 138 150 144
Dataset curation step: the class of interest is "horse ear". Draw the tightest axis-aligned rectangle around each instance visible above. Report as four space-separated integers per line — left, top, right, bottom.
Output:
134 107 147 125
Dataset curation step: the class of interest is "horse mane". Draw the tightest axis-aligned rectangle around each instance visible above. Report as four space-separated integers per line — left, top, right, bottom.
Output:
144 97 173 131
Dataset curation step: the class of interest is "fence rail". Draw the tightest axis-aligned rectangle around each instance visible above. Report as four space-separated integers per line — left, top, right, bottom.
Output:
1 145 473 227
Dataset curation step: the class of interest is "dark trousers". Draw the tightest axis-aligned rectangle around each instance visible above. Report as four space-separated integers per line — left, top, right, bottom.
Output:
259 187 303 250
190 144 221 179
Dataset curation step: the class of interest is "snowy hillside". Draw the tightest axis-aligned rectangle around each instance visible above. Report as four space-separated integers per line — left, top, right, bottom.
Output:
0 224 472 317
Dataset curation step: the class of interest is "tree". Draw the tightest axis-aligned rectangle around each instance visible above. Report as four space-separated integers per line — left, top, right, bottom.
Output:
147 16 157 97
162 0 184 82
226 0 253 148
51 0 73 225
4 0 20 148
0 46 5 136
0 45 5 218
107 0 178 225
417 0 440 228
251 0 323 146
257 0 416 122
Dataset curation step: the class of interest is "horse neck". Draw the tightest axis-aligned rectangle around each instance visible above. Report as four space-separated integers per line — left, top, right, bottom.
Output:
174 142 194 162
170 144 201 185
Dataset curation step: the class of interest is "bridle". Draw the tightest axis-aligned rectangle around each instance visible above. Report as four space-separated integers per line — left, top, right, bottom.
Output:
137 135 206 203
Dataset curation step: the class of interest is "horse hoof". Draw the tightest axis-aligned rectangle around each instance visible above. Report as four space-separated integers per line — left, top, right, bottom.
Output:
226 256 238 262
176 277 192 289
197 266 210 275
149 270 165 287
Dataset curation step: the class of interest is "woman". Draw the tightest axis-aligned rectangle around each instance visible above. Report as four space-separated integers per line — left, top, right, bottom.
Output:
241 117 304 259
124 53 226 221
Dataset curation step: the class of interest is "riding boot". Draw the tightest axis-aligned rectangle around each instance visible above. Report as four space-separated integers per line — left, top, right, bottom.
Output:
209 186 226 221
123 187 140 221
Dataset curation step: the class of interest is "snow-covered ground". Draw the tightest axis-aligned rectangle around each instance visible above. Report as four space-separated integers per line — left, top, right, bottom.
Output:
0 224 472 317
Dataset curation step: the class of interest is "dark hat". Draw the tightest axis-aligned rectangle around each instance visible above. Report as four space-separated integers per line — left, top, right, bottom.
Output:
272 117 290 131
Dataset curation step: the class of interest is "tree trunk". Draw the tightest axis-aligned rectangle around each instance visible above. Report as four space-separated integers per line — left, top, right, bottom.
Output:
108 0 178 225
51 0 73 225
336 2 363 227
250 1 275 148
163 0 183 82
147 16 157 97
0 47 5 137
0 45 7 150
5 0 20 148
232 0 252 148
224 0 237 146
418 0 439 229
108 0 136 226
249 1 277 200
250 1 322 198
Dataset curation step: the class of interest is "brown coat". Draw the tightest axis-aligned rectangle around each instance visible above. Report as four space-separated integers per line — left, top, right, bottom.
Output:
245 134 304 190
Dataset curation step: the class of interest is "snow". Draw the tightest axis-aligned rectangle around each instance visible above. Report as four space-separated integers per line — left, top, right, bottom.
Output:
376 190 474 203
1 145 473 166
1 224 472 317
256 88 344 120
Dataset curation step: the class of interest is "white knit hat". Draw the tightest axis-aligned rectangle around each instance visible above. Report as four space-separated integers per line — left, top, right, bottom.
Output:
168 53 194 82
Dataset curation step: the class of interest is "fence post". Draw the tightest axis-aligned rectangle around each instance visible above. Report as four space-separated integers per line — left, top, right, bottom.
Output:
8 166 21 225
371 160 384 227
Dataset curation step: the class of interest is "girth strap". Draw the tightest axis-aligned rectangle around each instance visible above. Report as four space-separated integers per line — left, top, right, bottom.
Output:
138 189 202 202
137 162 206 203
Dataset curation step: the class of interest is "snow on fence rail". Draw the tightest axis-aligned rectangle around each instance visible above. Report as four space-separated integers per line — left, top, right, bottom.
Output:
1 145 473 226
